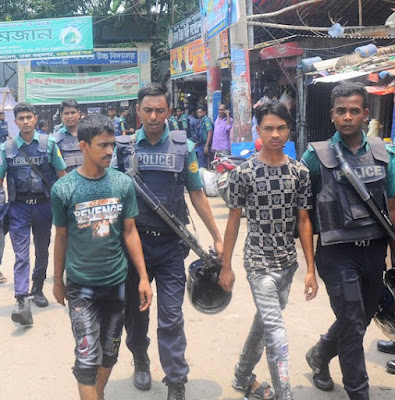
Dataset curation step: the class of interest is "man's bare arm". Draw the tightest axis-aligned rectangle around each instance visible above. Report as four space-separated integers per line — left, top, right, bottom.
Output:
53 226 68 306
189 189 223 258
297 209 318 301
123 218 152 311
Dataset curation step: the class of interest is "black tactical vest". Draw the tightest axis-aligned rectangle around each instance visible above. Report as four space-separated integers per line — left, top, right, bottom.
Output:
54 130 83 172
311 137 389 246
5 134 58 202
116 130 189 232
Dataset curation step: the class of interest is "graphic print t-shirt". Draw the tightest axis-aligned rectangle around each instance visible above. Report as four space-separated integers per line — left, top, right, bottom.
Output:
51 168 138 286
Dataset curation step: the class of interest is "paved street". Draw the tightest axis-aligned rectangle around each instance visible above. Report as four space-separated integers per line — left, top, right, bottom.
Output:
0 196 394 400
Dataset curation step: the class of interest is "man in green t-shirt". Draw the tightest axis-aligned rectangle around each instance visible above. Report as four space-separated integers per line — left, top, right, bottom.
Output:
51 114 152 400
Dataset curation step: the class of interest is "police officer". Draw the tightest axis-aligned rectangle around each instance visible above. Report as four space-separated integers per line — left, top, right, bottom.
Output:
302 82 395 400
196 105 214 168
53 99 82 173
107 105 122 136
113 83 223 400
0 111 10 143
0 102 66 326
176 106 189 136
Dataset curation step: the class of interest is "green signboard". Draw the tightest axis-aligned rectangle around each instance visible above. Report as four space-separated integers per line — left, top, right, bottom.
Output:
0 16 93 62
25 67 140 105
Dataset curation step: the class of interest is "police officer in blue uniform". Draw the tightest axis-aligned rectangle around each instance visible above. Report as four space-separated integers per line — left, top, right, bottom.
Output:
53 99 83 172
0 102 66 326
107 105 122 136
0 111 10 143
112 83 223 400
302 82 395 400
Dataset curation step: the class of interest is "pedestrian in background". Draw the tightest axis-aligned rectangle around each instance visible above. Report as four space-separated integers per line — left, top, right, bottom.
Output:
0 111 10 143
107 105 122 136
195 105 213 168
212 104 233 156
220 100 317 400
302 81 395 400
0 187 7 284
0 102 66 326
37 120 49 135
52 114 152 400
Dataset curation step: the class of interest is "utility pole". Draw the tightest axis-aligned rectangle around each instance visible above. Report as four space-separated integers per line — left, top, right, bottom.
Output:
229 0 252 141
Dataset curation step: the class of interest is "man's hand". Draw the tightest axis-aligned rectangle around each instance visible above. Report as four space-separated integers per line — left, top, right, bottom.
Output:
138 278 153 312
53 280 66 306
204 145 209 154
304 271 318 301
218 267 235 292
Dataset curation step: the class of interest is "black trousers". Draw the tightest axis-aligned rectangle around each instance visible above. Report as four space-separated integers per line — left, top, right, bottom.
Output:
315 238 387 400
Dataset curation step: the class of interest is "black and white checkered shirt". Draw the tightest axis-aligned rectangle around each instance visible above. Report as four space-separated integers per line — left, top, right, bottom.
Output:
229 154 312 271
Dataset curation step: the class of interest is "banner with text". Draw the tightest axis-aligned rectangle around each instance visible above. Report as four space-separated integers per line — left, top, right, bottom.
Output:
0 16 93 62
25 67 140 104
170 39 208 79
200 0 240 41
168 12 202 50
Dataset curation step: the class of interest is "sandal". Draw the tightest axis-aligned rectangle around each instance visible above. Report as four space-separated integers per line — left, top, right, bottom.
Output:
0 271 6 284
251 382 275 400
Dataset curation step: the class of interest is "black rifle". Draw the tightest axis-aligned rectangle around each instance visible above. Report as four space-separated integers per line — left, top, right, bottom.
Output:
128 171 219 271
333 142 395 241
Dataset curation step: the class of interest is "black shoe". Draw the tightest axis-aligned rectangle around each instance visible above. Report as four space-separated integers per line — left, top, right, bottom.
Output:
132 352 151 391
377 340 395 354
31 280 49 307
11 296 33 326
167 382 185 400
306 344 334 391
387 360 395 374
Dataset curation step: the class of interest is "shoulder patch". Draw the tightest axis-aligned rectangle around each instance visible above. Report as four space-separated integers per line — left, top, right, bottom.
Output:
188 160 199 173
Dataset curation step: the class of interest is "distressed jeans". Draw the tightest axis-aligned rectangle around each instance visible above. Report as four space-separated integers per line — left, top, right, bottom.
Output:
235 262 298 400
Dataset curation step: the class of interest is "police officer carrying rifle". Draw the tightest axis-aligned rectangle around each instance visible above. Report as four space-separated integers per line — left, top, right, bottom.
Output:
112 83 223 400
53 99 83 172
0 102 66 326
302 82 395 400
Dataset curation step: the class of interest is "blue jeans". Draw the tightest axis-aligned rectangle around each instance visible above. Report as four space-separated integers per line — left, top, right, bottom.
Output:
125 234 189 383
9 201 52 297
315 239 387 400
235 262 298 400
195 144 208 169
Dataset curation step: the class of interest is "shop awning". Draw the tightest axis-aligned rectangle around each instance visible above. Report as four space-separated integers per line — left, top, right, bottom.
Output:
260 42 303 60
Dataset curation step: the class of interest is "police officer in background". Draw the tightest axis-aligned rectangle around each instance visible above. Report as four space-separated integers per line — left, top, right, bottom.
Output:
0 102 66 326
302 82 395 400
107 105 122 136
112 83 223 400
53 99 82 172
0 111 10 143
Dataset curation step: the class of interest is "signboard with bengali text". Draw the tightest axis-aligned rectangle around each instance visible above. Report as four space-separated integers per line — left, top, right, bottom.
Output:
168 12 202 50
25 67 140 105
0 16 93 62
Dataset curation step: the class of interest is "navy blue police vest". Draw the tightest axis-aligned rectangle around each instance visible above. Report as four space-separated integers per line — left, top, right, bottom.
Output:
116 130 189 233
0 121 8 143
311 137 389 246
54 130 83 172
5 134 58 202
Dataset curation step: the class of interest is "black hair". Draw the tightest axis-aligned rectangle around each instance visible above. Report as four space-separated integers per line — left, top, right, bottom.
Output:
177 106 185 112
120 107 129 113
138 83 171 107
60 98 79 114
255 100 293 128
14 102 36 117
38 120 48 129
0 111 4 115
331 81 368 109
197 105 207 113
77 114 115 143
107 105 116 111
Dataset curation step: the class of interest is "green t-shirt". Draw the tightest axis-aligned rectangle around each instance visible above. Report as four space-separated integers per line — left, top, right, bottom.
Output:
51 168 139 287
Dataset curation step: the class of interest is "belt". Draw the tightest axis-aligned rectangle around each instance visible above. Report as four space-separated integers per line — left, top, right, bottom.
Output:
15 197 49 205
138 229 177 237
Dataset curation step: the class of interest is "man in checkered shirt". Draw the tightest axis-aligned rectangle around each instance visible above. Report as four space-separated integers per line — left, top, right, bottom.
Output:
219 101 318 400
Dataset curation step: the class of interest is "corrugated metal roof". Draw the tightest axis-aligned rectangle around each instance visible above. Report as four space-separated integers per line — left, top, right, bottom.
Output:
313 70 371 83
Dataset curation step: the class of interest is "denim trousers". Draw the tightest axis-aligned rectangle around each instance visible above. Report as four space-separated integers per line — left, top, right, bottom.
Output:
235 262 298 400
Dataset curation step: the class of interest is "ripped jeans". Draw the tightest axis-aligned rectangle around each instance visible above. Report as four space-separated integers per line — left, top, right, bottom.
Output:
235 262 297 400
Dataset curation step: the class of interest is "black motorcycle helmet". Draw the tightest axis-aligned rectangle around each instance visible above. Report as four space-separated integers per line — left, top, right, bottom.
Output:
374 269 395 341
187 259 232 314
